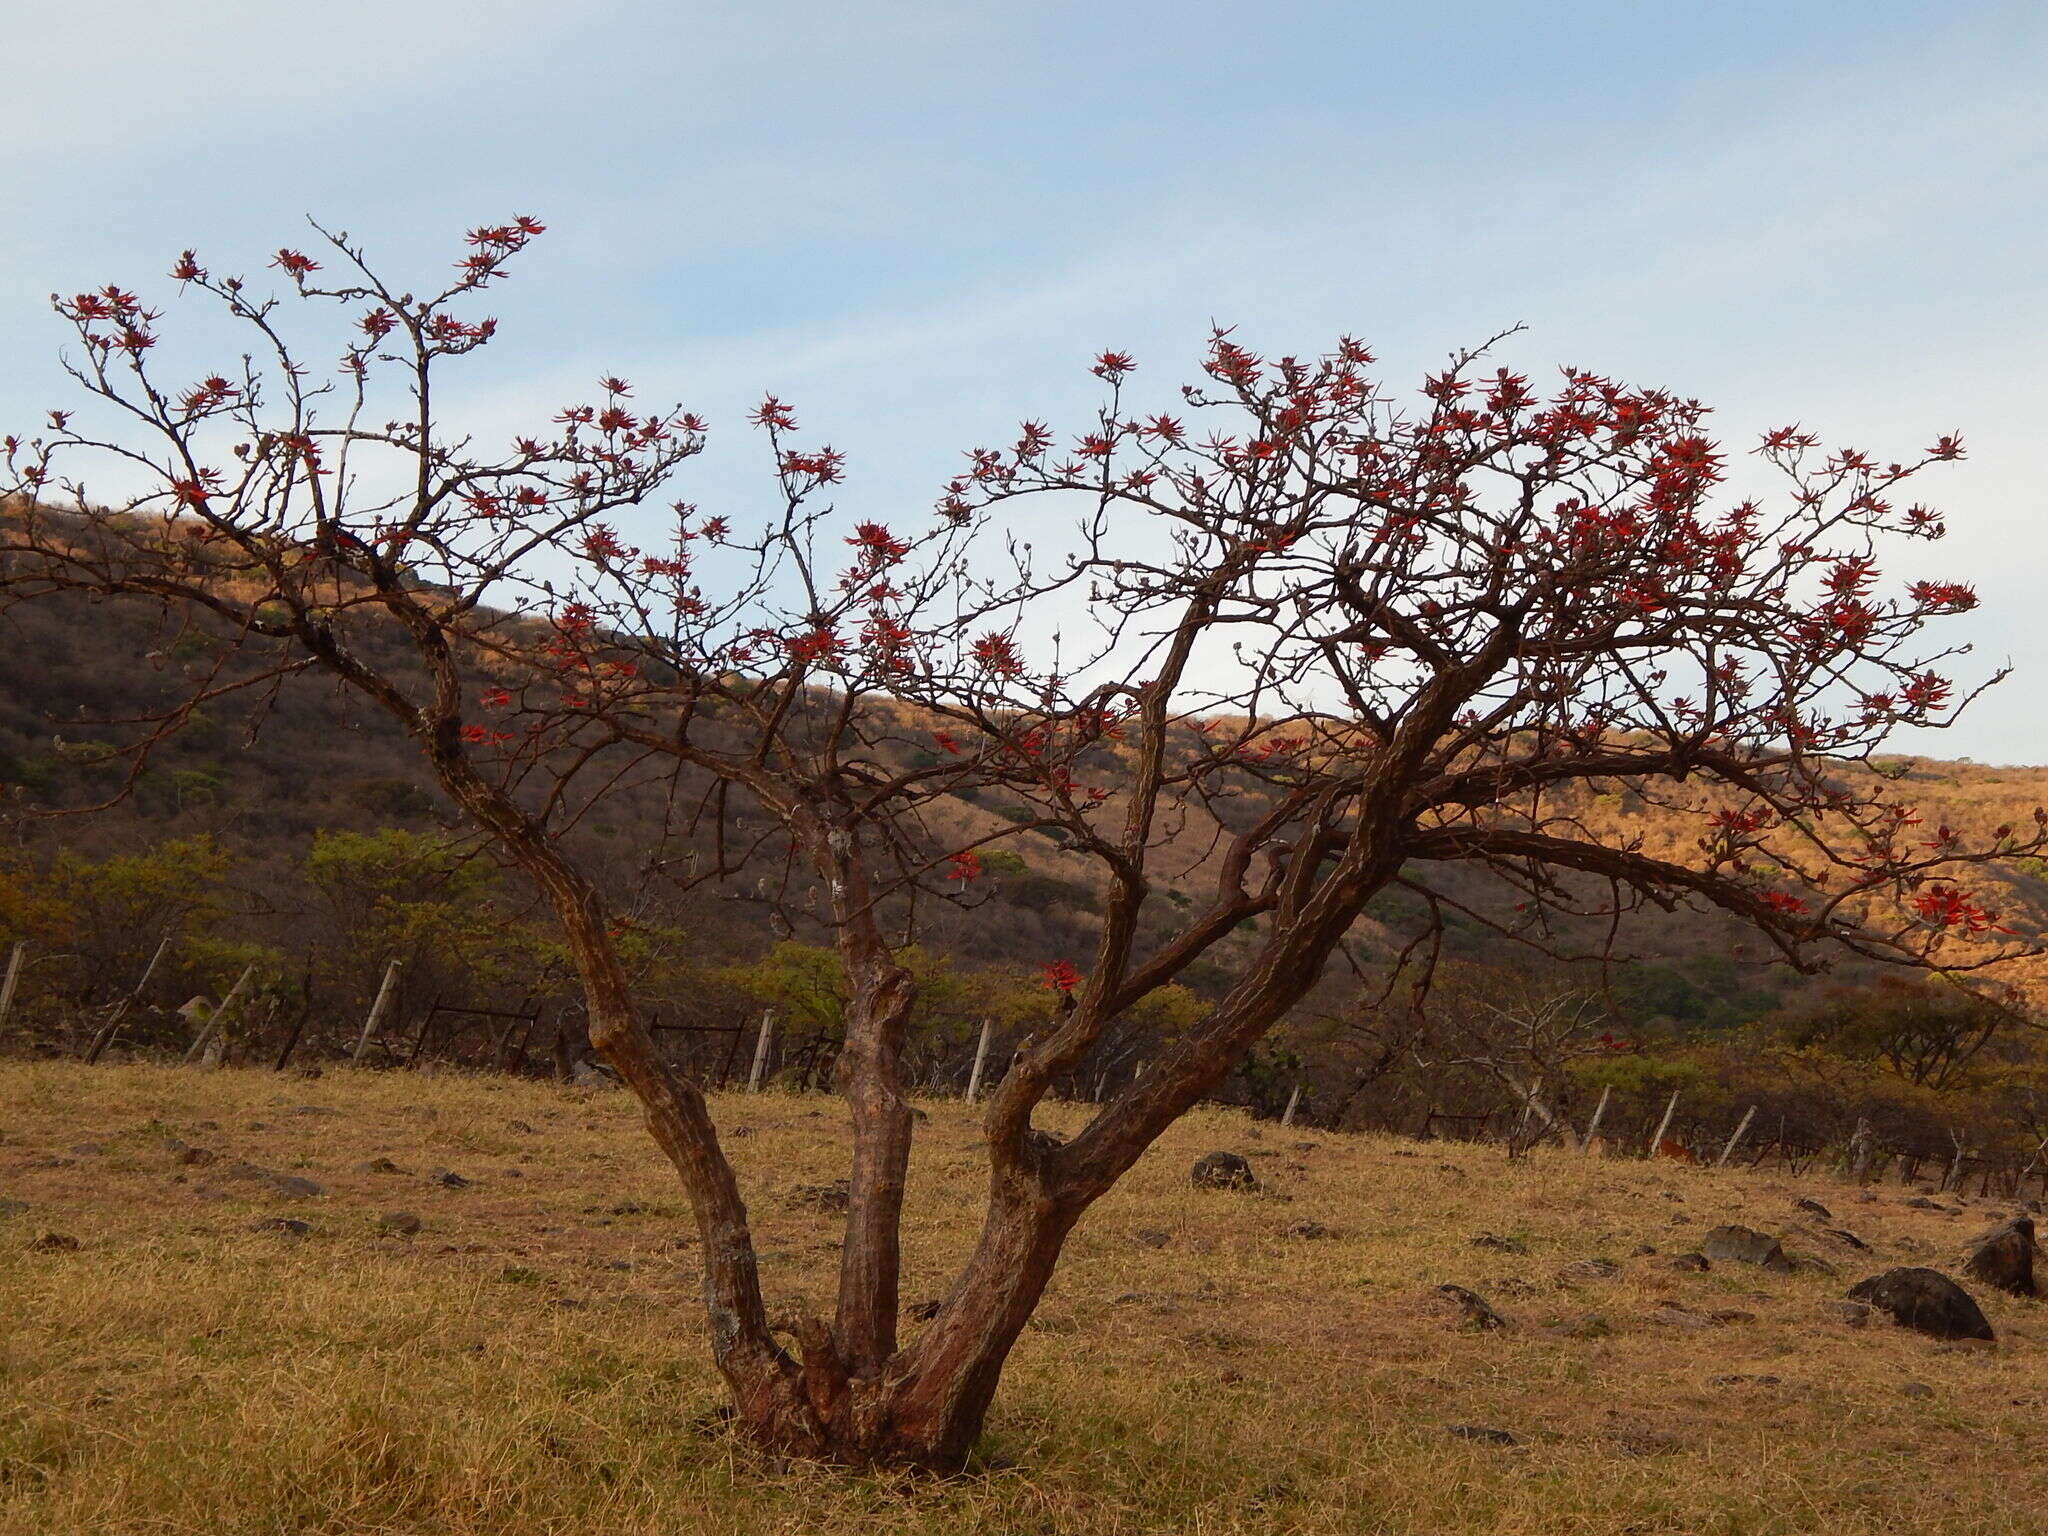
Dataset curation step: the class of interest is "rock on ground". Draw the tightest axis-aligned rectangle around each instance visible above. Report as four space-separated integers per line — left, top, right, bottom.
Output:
1701 1224 1793 1272
1963 1216 2036 1298
1190 1151 1259 1191
1844 1267 1995 1342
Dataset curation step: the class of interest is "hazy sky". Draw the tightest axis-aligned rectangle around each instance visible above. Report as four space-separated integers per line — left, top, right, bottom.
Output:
6 1 2044 760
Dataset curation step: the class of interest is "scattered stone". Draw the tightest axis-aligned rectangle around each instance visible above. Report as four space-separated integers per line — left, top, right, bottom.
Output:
1821 1227 1871 1252
570 1060 621 1088
1557 1312 1614 1339
1471 1231 1528 1255
1845 1268 1994 1341
1433 1284 1508 1331
1631 1244 1658 1257
1962 1217 2037 1297
1787 1253 1840 1277
253 1217 313 1237
376 1211 424 1236
608 1200 648 1216
1701 1225 1792 1272
69 1142 106 1155
787 1180 852 1213
905 1298 943 1321
434 1171 472 1189
1444 1424 1518 1447
1708 1374 1782 1387
267 1174 326 1199
1608 1423 1684 1456
30 1232 79 1252
1190 1151 1259 1191
1709 1309 1758 1325
1828 1300 1874 1328
1650 1302 1718 1330
1667 1252 1711 1272
1901 1381 1934 1400
360 1158 407 1175
1556 1258 1620 1283
1284 1220 1330 1240
1796 1198 1833 1220
508 1120 537 1135
1906 1197 1945 1211
289 1105 340 1117
176 1146 218 1167
1131 1228 1172 1249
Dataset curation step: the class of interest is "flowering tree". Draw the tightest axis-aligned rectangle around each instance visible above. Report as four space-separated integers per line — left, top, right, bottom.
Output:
2 226 2037 1470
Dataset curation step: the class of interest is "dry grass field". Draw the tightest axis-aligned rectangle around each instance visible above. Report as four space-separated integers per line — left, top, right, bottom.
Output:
2 1062 2044 1536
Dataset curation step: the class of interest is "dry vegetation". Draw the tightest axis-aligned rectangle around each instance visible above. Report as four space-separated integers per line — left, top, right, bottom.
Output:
3 1064 2044 1535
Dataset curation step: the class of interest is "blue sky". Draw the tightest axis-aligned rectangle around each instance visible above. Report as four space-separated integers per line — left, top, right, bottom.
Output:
6 1 2045 759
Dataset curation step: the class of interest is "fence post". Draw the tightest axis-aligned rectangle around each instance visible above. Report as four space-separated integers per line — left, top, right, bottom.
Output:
1580 1083 1612 1152
181 963 256 1066
85 934 174 1063
0 940 25 1035
1716 1104 1758 1168
1644 1090 1681 1159
1280 1081 1304 1127
964 1016 994 1102
352 959 403 1064
747 1008 777 1093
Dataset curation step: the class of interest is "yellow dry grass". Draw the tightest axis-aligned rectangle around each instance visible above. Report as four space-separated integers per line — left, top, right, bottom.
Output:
1 1061 2043 1535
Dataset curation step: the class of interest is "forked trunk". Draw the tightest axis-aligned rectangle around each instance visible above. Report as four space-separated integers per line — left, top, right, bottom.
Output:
731 1184 1078 1471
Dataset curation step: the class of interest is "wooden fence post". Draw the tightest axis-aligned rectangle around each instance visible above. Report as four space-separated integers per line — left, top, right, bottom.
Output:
0 940 25 1035
1716 1104 1758 1168
181 963 256 1066
1644 1090 1681 1159
1580 1084 1612 1152
964 1016 994 1102
85 934 174 1064
747 1008 777 1093
1280 1081 1304 1127
351 959 403 1064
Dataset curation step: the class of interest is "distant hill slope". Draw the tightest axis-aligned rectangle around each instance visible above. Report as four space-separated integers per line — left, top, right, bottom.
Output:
6 580 2047 1021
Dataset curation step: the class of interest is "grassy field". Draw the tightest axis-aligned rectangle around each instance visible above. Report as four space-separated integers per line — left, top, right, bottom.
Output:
1 1062 2043 1535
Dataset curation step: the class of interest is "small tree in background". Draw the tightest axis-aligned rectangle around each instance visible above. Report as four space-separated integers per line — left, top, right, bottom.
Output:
3 226 2040 1469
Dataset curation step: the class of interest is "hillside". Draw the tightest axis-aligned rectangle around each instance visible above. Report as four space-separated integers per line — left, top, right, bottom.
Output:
7 575 2048 1107
2 1061 2044 1535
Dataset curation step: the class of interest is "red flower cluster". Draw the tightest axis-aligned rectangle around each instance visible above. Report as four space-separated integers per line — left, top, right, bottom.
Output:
1040 959 1082 994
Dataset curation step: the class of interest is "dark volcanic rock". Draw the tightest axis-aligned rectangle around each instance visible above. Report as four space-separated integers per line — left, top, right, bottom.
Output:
1667 1252 1711 1272
1190 1151 1259 1191
787 1180 852 1212
1962 1217 2036 1297
1701 1225 1792 1272
1845 1267 1994 1341
1433 1284 1508 1331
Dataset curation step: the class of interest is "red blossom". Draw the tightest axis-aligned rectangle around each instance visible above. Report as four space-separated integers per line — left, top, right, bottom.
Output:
970 632 1024 679
1039 959 1082 994
946 851 983 882
272 249 321 276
